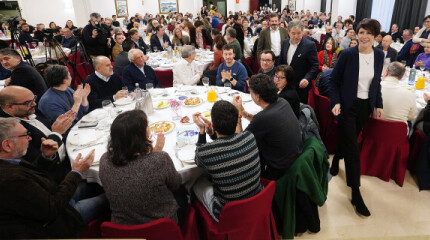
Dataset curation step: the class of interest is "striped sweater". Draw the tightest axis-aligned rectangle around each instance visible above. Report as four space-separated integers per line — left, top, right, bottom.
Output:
195 131 263 221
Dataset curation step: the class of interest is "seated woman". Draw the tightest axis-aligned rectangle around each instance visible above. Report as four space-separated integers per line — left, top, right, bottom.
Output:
274 65 300 118
415 42 430 70
349 38 358 47
38 65 89 125
317 37 338 72
99 110 185 225
172 26 190 46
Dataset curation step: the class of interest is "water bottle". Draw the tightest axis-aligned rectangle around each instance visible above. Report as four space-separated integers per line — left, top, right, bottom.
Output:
408 66 416 86
134 83 142 100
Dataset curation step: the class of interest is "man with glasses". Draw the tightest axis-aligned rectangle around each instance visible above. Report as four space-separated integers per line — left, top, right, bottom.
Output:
258 50 276 77
0 48 47 103
0 86 75 183
0 117 108 238
257 13 288 64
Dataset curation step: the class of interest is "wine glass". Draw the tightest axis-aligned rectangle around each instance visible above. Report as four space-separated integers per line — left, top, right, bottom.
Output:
122 86 129 97
420 64 425 72
401 60 407 67
224 82 232 89
146 83 154 91
153 46 158 53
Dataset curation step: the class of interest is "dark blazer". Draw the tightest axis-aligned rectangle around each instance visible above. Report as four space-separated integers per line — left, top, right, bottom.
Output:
389 31 402 43
122 63 161 91
150 33 172 52
113 51 130 76
9 61 47 103
0 160 85 239
329 46 384 119
18 30 34 45
257 26 288 58
133 37 149 55
278 87 300 118
0 108 69 183
279 37 319 102
397 39 414 67
377 45 398 63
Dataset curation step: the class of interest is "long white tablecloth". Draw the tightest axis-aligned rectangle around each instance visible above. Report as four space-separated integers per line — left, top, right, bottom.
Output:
66 86 261 187
146 49 213 71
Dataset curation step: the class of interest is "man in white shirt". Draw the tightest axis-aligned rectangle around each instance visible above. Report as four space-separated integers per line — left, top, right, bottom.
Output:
381 61 417 128
333 22 345 43
257 13 288 63
173 45 202 85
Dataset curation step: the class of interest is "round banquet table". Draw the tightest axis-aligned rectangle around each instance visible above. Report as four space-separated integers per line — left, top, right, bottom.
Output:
146 48 214 71
66 86 261 188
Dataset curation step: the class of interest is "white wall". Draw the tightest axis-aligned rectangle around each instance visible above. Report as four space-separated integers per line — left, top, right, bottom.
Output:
18 0 77 27
331 0 356 22
280 0 320 12
236 0 250 12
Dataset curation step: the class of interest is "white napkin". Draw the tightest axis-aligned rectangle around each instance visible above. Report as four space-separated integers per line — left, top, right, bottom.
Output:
177 145 196 163
81 108 108 122
114 97 132 106
69 129 98 146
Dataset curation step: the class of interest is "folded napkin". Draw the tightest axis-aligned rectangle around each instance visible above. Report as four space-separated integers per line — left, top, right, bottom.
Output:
81 108 108 122
69 129 98 146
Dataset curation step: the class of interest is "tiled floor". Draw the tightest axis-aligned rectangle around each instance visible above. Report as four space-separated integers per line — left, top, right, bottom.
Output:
294 156 430 240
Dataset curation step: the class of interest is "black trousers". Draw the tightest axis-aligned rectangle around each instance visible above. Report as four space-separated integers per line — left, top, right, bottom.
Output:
337 98 370 188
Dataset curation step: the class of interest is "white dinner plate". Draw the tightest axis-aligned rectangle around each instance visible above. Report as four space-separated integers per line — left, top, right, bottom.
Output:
153 99 170 109
182 97 203 107
177 144 197 163
114 97 133 106
81 108 109 122
150 121 176 134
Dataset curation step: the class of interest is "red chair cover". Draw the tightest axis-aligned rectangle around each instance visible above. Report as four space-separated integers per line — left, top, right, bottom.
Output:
408 129 427 172
318 34 326 51
312 86 339 154
154 69 173 88
181 205 200 240
193 179 277 240
359 118 409 186
252 51 261 74
216 23 224 31
101 218 183 240
80 215 109 238
308 80 316 109
67 50 93 89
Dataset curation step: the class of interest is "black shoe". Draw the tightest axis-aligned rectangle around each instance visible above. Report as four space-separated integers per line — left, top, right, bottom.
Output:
351 189 371 217
329 157 340 176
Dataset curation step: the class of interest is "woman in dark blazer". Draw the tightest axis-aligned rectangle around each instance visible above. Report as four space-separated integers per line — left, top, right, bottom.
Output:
329 18 384 217
273 65 300 118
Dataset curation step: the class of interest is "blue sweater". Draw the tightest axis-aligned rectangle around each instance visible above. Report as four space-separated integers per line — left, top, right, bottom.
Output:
38 88 89 124
216 61 248 92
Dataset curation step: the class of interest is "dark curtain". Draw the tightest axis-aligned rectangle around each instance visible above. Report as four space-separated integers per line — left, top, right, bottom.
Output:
355 0 373 23
321 0 327 12
391 0 428 31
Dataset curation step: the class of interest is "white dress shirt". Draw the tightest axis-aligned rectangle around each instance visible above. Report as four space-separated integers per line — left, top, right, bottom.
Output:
95 71 111 82
287 40 299 65
173 58 201 85
270 27 281 57
381 76 417 125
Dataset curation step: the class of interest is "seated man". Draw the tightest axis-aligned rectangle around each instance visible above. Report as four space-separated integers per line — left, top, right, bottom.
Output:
0 49 47 102
377 35 398 63
0 86 75 183
317 68 332 98
233 74 303 180
0 118 107 238
397 29 414 67
381 62 417 127
128 29 149 55
112 33 125 61
216 45 248 92
33 23 45 42
258 50 276 77
150 25 172 52
173 45 202 85
192 100 263 221
18 23 35 45
38 65 90 125
122 49 161 91
113 38 134 76
61 27 77 49
84 56 126 110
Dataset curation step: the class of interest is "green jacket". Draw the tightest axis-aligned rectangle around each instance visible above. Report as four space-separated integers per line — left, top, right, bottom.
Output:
274 136 329 239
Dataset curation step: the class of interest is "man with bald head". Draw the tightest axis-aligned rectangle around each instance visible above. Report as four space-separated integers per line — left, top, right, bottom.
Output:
377 35 398 63
83 56 126 110
0 86 75 182
122 49 161 90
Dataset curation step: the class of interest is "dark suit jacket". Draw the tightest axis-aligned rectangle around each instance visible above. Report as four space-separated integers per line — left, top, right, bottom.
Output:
279 37 319 102
389 31 403 43
9 62 47 103
278 87 300 118
150 33 172 52
0 160 85 238
377 45 398 63
397 39 414 67
18 30 34 45
113 51 130 76
257 27 288 58
122 63 161 90
0 108 69 183
328 46 384 119
133 37 149 55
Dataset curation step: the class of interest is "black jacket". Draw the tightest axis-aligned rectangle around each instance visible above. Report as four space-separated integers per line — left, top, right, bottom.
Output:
133 37 149 54
19 30 34 45
82 23 109 56
113 51 130 76
9 61 47 103
150 33 172 52
377 45 398 63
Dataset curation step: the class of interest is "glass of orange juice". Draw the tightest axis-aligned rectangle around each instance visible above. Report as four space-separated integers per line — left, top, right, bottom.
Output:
207 87 217 102
416 74 426 89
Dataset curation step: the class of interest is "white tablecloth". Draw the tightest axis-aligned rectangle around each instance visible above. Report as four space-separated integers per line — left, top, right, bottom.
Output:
66 86 261 187
0 79 5 90
18 47 71 65
146 49 214 71
398 69 430 114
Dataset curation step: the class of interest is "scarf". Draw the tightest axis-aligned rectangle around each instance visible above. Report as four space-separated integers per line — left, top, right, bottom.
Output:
322 50 337 68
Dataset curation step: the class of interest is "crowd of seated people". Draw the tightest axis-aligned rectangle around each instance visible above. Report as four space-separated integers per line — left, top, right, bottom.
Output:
1 5 430 239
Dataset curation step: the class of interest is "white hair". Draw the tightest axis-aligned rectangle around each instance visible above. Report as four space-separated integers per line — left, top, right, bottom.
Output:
128 49 144 61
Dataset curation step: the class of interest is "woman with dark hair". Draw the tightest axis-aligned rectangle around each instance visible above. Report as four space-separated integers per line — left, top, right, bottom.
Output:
208 34 226 70
126 17 136 30
329 18 384 217
0 22 8 34
318 37 338 72
349 38 358 47
191 20 212 49
274 65 300 118
412 15 430 53
49 21 57 29
100 110 184 225
65 20 77 30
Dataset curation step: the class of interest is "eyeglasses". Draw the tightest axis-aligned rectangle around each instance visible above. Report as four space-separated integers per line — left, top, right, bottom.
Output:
261 59 273 62
10 131 31 140
425 21 430 23
274 75 286 80
10 95 37 107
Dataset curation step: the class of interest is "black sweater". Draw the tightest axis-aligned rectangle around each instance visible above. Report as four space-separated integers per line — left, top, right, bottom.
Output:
83 73 124 111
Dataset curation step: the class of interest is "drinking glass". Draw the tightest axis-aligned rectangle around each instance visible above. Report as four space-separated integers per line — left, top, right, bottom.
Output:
122 86 129 97
401 60 407 66
224 82 232 88
146 83 154 91
153 46 158 53
102 100 115 118
202 77 209 89
420 65 426 72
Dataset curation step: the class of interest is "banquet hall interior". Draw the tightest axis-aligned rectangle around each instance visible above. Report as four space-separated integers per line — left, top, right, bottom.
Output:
1 0 430 239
